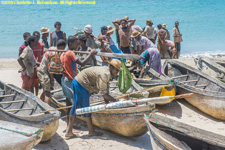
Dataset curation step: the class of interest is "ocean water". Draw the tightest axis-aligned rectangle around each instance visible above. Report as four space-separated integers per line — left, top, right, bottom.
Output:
0 0 225 58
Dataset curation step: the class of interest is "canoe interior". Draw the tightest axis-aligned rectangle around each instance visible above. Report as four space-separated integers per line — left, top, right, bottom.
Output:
150 123 224 150
163 60 225 93
0 82 44 116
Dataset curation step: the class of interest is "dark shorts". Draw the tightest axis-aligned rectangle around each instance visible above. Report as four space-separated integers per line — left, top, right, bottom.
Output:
175 43 181 52
53 74 62 86
120 46 131 54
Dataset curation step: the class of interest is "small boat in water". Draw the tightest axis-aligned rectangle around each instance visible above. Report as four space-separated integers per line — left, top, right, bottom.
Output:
144 100 225 150
0 120 43 150
149 59 225 120
0 81 60 142
50 81 174 137
194 56 225 82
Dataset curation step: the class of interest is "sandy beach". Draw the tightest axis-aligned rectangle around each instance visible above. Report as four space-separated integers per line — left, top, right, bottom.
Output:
0 58 195 150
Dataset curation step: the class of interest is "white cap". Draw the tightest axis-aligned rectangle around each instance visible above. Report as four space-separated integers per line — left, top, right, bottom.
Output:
84 24 93 33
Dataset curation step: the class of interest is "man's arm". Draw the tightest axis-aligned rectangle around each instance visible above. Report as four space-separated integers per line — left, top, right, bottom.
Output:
112 20 120 30
139 65 145 78
76 49 97 66
128 19 136 29
63 32 67 44
17 57 26 72
50 32 53 47
18 47 23 56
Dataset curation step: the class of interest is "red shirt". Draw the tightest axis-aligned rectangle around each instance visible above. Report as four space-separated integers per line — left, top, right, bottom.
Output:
60 50 79 80
33 41 44 63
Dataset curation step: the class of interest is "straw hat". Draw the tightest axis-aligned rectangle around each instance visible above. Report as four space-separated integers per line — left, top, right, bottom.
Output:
124 16 129 20
40 27 50 34
107 26 116 34
84 24 93 33
108 59 122 71
131 31 141 38
162 24 166 29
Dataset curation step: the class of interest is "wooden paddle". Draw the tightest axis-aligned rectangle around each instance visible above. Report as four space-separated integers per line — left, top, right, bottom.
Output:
44 49 144 61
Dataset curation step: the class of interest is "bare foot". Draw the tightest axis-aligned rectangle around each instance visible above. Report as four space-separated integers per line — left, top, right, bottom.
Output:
88 131 103 137
65 133 77 140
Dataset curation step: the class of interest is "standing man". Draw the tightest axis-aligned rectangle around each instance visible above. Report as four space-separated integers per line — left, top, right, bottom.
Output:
65 59 121 139
157 25 167 59
18 36 37 93
33 31 44 96
173 21 183 59
50 21 67 47
112 18 136 54
60 35 97 128
84 24 101 49
40 27 50 48
98 26 108 39
19 32 31 56
144 19 155 44
162 24 171 58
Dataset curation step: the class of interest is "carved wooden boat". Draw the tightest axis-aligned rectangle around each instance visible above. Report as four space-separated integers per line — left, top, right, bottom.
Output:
144 114 191 150
207 57 225 68
149 59 225 120
50 81 174 137
145 100 225 150
194 56 225 82
0 120 43 150
0 81 60 142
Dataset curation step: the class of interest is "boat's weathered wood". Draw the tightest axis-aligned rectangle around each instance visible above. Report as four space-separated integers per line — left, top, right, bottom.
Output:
0 94 15 98
6 108 35 112
171 74 188 79
152 59 225 120
0 90 4 92
181 80 198 83
0 82 60 142
0 120 44 150
0 100 26 104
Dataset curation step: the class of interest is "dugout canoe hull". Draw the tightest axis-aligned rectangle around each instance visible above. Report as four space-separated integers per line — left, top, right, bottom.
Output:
50 83 174 137
144 115 191 150
0 120 44 150
146 100 225 150
0 81 60 142
194 56 225 82
149 59 225 120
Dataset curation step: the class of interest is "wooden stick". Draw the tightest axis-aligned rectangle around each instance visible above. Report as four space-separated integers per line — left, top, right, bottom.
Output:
171 74 188 79
0 94 15 98
0 100 26 104
41 106 72 113
194 84 208 87
181 80 198 83
50 88 62 94
0 90 4 92
44 49 144 61
6 108 34 112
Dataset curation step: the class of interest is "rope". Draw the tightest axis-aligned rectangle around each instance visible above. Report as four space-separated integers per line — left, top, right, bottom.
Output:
0 126 42 136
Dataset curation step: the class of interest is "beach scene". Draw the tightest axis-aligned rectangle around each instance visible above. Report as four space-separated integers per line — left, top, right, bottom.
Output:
0 0 225 150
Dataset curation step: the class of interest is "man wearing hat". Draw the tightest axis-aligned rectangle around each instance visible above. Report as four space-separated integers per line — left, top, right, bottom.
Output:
144 19 155 44
157 24 167 59
40 27 50 48
65 59 121 139
78 34 97 71
131 31 151 55
84 24 101 49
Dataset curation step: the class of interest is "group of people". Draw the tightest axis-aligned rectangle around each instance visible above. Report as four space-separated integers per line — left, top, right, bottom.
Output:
17 17 183 139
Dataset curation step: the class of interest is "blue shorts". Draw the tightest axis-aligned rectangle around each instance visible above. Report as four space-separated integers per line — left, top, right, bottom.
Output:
70 79 91 118
61 76 73 106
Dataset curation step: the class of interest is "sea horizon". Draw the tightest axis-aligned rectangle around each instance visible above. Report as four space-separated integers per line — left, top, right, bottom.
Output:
0 0 225 58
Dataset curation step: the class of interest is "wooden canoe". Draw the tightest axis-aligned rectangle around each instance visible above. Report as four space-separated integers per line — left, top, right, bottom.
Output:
149 59 225 120
144 114 191 150
50 81 174 137
0 120 43 150
0 81 60 142
194 56 225 82
147 100 225 150
207 57 225 68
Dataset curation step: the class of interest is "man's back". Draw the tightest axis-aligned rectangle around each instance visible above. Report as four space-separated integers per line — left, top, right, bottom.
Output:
158 29 167 41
